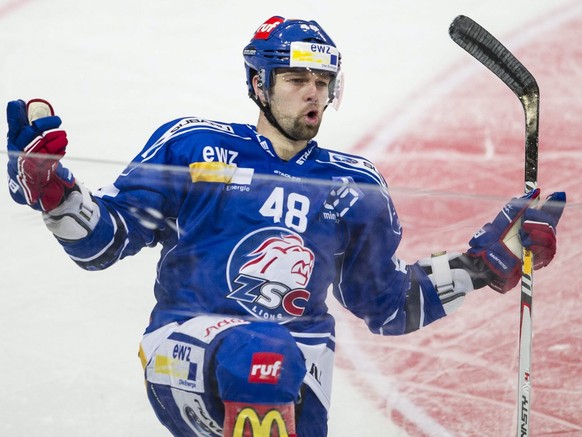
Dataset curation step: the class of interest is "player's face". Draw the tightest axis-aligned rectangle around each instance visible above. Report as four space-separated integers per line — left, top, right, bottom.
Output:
269 68 332 140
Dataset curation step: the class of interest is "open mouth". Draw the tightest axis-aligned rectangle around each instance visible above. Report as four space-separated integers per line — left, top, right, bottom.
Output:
305 110 320 125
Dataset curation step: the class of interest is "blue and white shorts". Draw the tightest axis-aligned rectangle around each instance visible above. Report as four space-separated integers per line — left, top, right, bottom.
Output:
139 315 335 436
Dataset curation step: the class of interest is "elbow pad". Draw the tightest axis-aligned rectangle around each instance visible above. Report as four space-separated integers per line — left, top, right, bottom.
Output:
42 181 100 241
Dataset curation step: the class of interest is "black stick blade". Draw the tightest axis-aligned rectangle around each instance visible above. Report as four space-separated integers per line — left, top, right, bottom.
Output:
449 15 539 98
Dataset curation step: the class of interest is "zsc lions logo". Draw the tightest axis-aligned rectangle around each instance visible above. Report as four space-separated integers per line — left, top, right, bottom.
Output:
226 227 314 321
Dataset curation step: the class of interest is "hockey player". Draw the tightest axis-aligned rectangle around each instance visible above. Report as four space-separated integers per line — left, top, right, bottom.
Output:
6 15 565 437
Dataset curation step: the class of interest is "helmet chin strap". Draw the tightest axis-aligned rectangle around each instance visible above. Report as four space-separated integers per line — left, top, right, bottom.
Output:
251 94 301 142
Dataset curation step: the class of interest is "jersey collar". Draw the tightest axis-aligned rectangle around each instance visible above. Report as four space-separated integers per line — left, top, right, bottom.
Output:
248 125 320 165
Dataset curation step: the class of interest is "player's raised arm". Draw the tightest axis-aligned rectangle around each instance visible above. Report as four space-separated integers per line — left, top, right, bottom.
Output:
335 184 565 336
6 99 100 239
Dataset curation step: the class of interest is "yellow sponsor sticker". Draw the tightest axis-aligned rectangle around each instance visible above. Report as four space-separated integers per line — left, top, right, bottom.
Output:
189 162 254 185
523 249 533 275
190 162 236 183
291 49 322 64
153 354 188 379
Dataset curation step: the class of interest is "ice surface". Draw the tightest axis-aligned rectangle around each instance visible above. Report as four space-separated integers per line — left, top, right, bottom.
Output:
1 1 580 436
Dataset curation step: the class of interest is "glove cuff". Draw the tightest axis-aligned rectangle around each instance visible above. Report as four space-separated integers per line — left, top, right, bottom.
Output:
42 181 100 241
418 251 474 315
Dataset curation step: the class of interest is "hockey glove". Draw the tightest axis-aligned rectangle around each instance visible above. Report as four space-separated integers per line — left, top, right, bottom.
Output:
466 189 566 293
520 191 566 269
7 99 74 211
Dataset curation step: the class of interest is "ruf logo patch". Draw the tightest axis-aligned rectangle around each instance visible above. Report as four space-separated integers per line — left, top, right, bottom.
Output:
248 352 284 384
253 16 284 40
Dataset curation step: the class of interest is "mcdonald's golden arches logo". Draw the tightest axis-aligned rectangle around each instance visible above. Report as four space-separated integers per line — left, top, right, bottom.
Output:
232 407 289 437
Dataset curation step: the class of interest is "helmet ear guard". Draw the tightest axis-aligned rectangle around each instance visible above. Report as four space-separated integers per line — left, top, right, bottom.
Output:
247 68 272 114
255 68 270 103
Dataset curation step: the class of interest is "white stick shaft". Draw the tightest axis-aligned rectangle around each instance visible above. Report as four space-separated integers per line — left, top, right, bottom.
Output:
517 249 534 436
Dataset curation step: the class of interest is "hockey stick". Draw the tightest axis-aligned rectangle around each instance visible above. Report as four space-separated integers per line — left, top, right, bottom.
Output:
448 15 539 437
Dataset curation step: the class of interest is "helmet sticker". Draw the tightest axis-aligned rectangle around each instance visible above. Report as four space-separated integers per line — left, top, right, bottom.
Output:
290 41 339 74
252 16 285 40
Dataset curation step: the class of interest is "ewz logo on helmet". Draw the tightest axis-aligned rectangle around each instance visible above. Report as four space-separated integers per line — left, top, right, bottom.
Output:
290 41 339 71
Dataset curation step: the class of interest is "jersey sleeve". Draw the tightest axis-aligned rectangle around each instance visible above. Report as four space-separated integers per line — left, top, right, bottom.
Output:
55 119 190 270
331 173 447 336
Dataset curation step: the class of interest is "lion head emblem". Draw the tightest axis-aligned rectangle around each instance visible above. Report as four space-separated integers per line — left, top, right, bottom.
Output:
227 228 315 321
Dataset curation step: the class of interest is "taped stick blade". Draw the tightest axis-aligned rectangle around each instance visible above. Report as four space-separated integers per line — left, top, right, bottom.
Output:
449 15 538 98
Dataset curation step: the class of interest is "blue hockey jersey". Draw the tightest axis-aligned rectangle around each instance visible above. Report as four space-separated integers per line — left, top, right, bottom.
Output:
35 117 447 336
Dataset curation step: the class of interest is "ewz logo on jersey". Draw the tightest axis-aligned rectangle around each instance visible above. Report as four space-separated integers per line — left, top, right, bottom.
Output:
227 228 314 321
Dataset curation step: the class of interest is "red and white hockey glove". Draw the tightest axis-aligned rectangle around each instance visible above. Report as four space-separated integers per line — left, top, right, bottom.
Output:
466 189 566 293
520 191 566 269
7 99 74 211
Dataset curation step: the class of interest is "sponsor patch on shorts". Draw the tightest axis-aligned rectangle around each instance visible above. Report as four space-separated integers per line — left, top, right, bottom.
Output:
248 352 284 384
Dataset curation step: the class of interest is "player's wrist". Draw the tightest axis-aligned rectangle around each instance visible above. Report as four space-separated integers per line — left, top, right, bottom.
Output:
418 252 476 315
42 181 100 241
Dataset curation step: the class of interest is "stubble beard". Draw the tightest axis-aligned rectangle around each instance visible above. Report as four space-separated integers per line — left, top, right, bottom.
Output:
271 104 322 141
285 117 320 141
